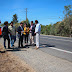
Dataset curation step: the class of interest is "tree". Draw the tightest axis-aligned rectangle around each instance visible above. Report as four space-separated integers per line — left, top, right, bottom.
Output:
21 18 30 27
63 5 72 18
12 14 18 24
63 5 72 37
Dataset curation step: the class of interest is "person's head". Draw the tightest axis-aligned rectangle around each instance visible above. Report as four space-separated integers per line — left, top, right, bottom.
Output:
20 22 23 26
4 21 8 26
10 21 13 26
31 21 33 25
24 23 27 27
35 20 38 24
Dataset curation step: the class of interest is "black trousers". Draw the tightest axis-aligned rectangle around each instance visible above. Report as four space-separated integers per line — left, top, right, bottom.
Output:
4 36 10 48
18 35 23 47
24 35 28 43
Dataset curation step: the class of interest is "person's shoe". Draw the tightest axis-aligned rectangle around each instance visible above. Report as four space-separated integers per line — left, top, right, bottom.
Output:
8 47 11 49
21 45 24 48
18 46 20 48
4 46 6 49
13 44 14 46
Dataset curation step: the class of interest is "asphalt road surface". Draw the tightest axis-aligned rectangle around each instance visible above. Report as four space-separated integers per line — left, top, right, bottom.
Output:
39 35 72 62
0 34 72 62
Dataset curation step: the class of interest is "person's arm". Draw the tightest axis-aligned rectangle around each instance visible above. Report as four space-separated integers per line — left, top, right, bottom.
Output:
8 27 11 34
27 27 30 33
17 27 21 34
15 27 17 34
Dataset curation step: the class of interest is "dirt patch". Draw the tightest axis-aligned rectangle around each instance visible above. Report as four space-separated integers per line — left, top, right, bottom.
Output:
0 45 35 72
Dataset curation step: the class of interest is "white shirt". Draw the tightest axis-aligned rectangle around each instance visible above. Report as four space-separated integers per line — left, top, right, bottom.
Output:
35 23 41 34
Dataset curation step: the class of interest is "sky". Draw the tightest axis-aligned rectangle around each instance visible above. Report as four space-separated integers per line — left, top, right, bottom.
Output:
0 0 72 25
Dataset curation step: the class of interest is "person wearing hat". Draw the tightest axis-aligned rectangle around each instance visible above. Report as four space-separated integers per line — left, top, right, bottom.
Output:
8 21 16 47
17 22 24 48
2 21 10 49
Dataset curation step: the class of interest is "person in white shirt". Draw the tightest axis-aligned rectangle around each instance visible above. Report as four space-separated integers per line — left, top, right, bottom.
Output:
35 20 41 49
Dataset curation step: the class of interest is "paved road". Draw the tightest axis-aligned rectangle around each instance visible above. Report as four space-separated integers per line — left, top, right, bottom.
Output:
0 35 72 61
0 35 72 72
39 35 72 62
40 35 72 51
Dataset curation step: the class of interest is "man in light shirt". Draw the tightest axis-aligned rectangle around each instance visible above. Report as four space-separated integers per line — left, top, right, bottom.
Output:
8 21 16 47
35 20 41 49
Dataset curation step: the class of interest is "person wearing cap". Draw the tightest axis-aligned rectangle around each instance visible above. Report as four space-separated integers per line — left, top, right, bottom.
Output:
8 21 16 47
17 22 24 48
2 21 10 49
35 20 41 49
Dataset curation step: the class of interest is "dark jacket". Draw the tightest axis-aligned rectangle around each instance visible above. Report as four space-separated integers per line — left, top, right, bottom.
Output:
31 24 36 36
2 26 9 38
17 26 24 38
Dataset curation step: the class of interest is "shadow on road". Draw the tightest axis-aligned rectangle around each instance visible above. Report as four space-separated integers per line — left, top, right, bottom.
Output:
7 46 27 52
40 44 55 48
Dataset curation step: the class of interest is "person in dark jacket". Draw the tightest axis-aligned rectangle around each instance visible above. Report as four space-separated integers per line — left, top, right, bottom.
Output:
2 21 10 49
29 21 36 45
17 22 24 48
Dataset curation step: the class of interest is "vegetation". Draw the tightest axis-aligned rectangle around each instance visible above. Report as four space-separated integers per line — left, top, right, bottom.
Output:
12 14 18 24
0 5 72 37
41 5 72 37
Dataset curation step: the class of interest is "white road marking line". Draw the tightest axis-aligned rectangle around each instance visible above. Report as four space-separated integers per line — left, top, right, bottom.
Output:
40 37 72 42
48 47 72 54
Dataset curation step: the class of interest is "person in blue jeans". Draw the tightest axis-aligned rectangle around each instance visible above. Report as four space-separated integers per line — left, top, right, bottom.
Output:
2 21 10 49
8 21 16 47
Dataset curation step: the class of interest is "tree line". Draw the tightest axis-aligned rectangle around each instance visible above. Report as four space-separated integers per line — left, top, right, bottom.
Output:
0 5 72 37
41 5 72 37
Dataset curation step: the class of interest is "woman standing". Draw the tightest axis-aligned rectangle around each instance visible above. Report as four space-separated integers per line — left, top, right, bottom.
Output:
23 23 29 45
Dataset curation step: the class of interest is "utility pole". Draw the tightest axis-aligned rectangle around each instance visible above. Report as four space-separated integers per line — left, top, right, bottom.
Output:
25 8 27 24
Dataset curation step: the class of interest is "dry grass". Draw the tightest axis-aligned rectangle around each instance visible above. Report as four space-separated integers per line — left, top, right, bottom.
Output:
0 44 35 72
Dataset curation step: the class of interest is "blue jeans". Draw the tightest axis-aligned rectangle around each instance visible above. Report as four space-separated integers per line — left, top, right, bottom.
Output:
10 35 16 47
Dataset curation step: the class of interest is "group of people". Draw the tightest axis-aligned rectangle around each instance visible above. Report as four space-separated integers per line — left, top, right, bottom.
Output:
2 20 41 51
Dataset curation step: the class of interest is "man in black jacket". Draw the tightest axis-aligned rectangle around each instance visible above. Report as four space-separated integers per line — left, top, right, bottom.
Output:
30 21 36 45
17 22 24 48
2 21 10 49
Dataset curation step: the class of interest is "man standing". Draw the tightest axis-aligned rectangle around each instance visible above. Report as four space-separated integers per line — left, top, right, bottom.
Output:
8 21 16 47
35 20 41 49
2 21 10 49
17 22 24 48
29 21 36 45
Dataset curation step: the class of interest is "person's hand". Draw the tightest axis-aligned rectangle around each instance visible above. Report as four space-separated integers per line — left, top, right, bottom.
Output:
21 31 24 33
29 28 32 30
